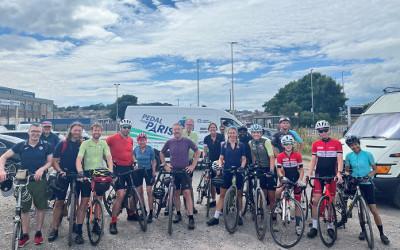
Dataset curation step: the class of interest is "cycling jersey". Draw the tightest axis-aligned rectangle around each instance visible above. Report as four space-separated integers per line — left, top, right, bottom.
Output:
161 137 198 169
133 145 155 170
183 129 198 160
272 130 303 153
53 139 81 173
220 142 245 170
249 138 274 168
203 133 225 162
106 133 134 166
276 151 303 183
345 150 374 178
78 139 111 171
312 138 342 177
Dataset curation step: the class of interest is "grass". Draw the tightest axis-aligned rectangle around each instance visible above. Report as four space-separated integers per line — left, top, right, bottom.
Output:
297 128 342 157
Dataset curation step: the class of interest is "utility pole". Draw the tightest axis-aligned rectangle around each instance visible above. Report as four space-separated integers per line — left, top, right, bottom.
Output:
230 42 238 114
229 88 232 112
341 71 344 94
114 83 120 131
197 59 200 107
310 69 314 123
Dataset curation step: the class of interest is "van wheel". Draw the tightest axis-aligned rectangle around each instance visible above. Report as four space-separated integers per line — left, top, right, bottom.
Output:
393 187 400 209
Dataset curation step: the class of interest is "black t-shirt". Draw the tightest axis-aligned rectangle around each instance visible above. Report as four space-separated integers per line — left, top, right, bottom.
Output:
203 133 225 162
40 132 60 152
53 140 81 173
11 140 52 173
239 134 252 165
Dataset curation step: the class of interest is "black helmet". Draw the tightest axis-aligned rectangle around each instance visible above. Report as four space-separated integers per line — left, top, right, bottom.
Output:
345 135 360 147
1 179 13 197
238 126 248 132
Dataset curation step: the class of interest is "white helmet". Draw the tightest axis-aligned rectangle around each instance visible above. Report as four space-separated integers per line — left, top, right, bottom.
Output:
315 120 330 130
250 124 263 133
119 119 132 126
281 135 295 145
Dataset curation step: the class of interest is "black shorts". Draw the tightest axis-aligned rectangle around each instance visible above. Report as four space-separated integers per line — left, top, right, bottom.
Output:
133 168 154 187
173 171 192 190
260 174 277 191
78 171 99 198
222 171 244 190
114 166 134 191
54 176 76 201
359 183 376 205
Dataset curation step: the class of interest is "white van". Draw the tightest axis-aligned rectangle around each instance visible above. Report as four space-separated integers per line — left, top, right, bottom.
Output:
125 106 243 152
342 88 400 207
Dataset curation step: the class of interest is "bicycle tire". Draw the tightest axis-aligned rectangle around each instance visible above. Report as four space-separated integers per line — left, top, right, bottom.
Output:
12 220 21 250
68 189 76 247
241 176 250 217
317 195 337 247
270 197 305 248
197 173 205 205
206 178 212 218
167 184 175 235
335 190 347 228
132 187 147 232
301 188 309 221
103 185 116 217
223 186 239 234
358 196 374 249
254 187 268 240
86 199 104 246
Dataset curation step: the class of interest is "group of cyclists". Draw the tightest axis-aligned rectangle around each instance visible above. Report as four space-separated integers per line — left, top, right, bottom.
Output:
0 116 391 248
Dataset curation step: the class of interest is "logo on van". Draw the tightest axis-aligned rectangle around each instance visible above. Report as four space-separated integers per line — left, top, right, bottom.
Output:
141 114 173 136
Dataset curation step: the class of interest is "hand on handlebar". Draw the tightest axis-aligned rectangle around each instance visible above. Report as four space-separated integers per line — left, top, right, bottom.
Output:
0 169 6 182
335 173 343 184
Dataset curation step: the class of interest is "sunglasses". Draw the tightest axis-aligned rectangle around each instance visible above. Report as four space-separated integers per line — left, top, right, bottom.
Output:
122 126 131 129
317 128 329 133
282 143 293 146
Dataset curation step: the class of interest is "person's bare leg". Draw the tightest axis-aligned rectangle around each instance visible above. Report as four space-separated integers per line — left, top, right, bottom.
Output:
112 190 126 218
183 190 193 215
21 212 30 235
146 186 153 210
51 201 64 230
35 209 45 232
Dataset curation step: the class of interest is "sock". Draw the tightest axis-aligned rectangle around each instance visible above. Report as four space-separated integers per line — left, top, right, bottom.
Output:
312 219 318 229
295 216 302 226
111 216 118 224
214 210 221 219
149 209 153 215
188 215 194 220
327 222 334 230
377 225 384 235
76 224 83 235
177 211 181 216
35 231 42 237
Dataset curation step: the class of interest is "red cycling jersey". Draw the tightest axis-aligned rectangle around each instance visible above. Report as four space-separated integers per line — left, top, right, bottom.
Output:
311 138 342 177
106 133 134 166
276 151 303 183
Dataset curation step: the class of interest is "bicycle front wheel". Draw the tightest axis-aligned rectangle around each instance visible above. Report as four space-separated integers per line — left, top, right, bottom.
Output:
254 188 268 240
12 220 21 250
197 173 205 205
223 186 239 234
68 191 76 247
358 197 374 249
241 177 250 217
167 184 175 235
270 197 305 248
317 195 337 247
86 199 104 246
132 187 147 232
206 179 212 218
301 188 309 221
103 185 116 217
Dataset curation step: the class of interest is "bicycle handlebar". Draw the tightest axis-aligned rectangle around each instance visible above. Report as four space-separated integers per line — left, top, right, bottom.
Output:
307 176 336 188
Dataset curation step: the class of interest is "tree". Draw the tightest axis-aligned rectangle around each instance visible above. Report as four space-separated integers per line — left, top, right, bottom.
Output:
109 94 138 120
263 72 347 121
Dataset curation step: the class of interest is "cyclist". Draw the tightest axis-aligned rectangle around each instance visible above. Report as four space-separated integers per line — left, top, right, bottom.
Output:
248 124 276 210
238 126 252 166
40 121 60 152
0 124 53 247
207 126 247 226
272 117 303 155
106 119 135 235
160 123 200 230
344 136 390 245
182 118 199 214
133 132 157 224
48 122 84 242
306 120 343 239
276 134 305 235
75 123 113 244
203 122 225 207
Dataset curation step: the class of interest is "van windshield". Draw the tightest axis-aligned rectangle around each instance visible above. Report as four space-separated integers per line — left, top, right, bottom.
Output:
346 113 400 139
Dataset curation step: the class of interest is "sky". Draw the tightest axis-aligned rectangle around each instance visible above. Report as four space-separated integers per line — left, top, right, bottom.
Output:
0 0 399 110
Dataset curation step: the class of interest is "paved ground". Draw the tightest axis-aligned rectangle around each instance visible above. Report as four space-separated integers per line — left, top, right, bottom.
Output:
0 169 399 250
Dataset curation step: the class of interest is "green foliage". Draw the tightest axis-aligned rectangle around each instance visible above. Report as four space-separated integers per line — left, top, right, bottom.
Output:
263 72 347 122
109 94 138 120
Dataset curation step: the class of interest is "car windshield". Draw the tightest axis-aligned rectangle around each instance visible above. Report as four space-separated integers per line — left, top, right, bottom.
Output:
346 113 400 139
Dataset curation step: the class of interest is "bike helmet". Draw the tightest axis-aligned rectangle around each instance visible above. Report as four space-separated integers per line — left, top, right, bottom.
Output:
280 134 295 145
153 187 165 200
279 117 291 123
315 120 330 130
137 132 147 141
250 124 263 133
1 179 13 197
119 119 133 127
345 135 360 147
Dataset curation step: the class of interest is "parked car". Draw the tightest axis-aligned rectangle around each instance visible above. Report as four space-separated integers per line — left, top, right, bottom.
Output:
0 130 65 141
0 134 24 172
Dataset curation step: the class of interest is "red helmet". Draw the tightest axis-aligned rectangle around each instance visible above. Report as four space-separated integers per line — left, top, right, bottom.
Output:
137 132 147 141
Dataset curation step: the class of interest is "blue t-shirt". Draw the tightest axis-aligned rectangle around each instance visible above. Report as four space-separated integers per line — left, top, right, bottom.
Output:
345 150 375 178
134 145 155 170
11 140 52 173
220 142 245 170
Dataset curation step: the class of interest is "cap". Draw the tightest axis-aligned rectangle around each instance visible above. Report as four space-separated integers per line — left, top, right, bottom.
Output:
279 117 290 123
41 121 52 126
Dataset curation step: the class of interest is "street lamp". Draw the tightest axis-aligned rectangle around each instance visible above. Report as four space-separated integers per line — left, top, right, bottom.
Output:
230 42 238 114
114 83 120 131
197 59 200 107
310 69 314 123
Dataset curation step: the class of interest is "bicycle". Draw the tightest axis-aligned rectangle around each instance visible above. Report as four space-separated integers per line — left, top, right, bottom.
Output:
223 165 245 234
166 169 187 235
270 177 305 248
152 168 171 218
337 176 374 249
308 176 338 247
196 159 220 218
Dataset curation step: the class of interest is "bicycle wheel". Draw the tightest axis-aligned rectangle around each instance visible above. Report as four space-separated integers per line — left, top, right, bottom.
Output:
317 196 337 247
167 184 175 235
86 199 104 246
270 197 305 248
206 179 212 218
68 190 76 247
358 197 374 249
103 185 116 217
241 177 250 217
12 220 21 250
301 188 309 221
223 186 239 233
132 187 147 232
335 190 347 228
254 188 268 240
196 173 205 205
